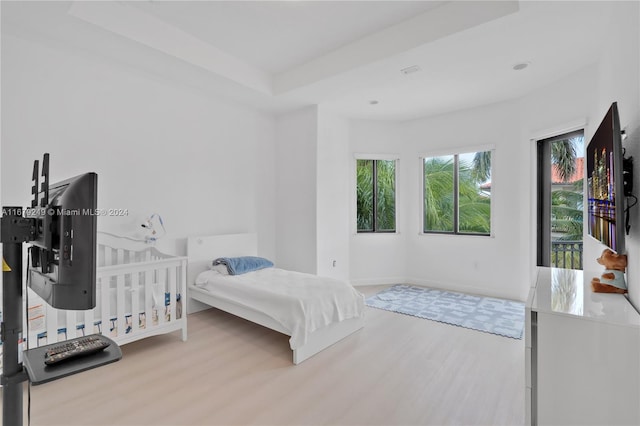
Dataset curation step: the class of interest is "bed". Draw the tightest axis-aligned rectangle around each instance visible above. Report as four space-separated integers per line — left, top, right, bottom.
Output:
187 233 364 364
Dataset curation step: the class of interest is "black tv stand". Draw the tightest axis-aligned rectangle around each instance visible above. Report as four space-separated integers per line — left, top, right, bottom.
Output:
23 336 122 385
1 206 121 426
1 207 34 426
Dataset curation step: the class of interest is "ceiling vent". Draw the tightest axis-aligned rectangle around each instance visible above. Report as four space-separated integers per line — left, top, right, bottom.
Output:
512 62 531 71
400 65 421 75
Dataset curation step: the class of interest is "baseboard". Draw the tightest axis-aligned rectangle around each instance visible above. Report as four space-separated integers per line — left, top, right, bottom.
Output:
350 277 406 287
405 277 523 301
352 276 523 302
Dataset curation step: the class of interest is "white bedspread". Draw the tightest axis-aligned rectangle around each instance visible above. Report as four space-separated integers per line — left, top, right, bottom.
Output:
194 268 364 349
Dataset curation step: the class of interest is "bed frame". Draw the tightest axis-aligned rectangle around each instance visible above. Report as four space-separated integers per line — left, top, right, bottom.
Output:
187 233 363 364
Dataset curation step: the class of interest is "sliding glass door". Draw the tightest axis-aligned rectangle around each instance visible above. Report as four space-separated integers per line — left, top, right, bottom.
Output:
537 130 584 270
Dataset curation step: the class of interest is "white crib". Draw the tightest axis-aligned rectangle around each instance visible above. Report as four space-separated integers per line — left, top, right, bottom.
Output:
25 240 188 349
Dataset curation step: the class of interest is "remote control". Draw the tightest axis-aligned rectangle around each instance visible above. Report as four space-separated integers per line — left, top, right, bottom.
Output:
44 334 111 366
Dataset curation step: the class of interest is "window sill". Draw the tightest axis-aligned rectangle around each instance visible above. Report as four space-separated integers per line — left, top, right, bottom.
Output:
354 231 401 236
418 232 494 239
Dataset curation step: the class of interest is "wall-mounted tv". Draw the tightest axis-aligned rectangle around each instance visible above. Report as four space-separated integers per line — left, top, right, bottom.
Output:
586 102 626 254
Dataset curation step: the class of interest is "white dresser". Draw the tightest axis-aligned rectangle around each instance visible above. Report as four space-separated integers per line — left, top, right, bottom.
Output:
526 267 640 425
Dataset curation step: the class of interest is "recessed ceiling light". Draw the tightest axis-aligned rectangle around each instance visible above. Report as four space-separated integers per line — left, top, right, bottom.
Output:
369 100 379 105
513 62 531 71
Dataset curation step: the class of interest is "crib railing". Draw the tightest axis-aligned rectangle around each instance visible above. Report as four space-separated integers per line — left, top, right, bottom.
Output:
27 245 187 348
98 244 174 267
96 258 185 345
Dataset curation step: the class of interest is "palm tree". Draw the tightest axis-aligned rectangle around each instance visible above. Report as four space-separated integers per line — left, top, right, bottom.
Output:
472 151 492 183
551 180 584 269
458 157 491 233
551 180 584 241
549 136 584 269
423 157 455 232
551 137 578 182
471 136 580 182
356 160 374 230
356 159 396 231
423 155 490 234
358 138 581 240
374 160 396 231
549 137 583 241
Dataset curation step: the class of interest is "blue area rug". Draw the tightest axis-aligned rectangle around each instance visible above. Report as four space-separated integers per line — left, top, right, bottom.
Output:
366 284 525 339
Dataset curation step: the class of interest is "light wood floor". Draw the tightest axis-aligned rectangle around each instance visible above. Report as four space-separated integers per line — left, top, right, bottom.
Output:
2 285 525 425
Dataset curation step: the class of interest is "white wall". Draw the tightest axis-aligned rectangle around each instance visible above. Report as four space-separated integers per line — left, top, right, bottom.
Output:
274 107 351 278
1 34 277 258
348 65 600 301
402 102 523 300
317 109 350 279
349 120 406 285
588 0 640 310
4 2 637 307
520 65 597 288
274 106 318 273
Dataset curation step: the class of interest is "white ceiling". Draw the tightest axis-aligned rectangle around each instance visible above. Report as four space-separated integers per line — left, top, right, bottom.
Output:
1 1 616 121
129 1 447 74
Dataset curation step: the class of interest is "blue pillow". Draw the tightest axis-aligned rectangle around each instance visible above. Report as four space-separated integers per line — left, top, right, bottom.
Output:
212 256 274 275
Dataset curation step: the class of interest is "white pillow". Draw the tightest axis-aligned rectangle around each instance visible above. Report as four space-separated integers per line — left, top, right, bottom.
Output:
210 263 229 275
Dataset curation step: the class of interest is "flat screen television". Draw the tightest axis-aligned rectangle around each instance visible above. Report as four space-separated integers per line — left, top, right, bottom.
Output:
26 160 98 310
586 102 626 254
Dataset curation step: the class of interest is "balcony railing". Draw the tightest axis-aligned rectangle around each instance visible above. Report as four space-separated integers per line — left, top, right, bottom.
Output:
551 241 583 270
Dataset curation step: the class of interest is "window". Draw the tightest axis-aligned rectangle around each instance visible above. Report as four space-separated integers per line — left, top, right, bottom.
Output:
356 159 396 232
422 150 492 235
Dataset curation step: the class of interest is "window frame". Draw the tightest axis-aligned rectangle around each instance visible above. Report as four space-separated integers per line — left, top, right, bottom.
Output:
420 146 494 237
354 154 399 234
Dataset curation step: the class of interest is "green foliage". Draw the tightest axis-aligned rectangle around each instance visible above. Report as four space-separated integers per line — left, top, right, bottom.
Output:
551 179 584 241
423 153 491 234
357 137 581 244
357 159 396 232
375 160 396 231
423 156 454 232
356 160 374 231
550 136 584 242
472 151 492 183
459 156 491 234
549 136 584 269
551 138 578 182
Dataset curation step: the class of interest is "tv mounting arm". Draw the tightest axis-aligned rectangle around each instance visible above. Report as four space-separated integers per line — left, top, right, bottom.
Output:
1 153 113 426
623 149 636 235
